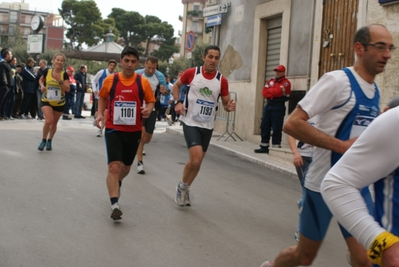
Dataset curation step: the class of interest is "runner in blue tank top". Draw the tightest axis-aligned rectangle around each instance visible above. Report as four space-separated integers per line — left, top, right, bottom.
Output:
261 24 394 267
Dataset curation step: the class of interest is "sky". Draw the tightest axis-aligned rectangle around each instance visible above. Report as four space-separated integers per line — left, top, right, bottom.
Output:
19 0 184 37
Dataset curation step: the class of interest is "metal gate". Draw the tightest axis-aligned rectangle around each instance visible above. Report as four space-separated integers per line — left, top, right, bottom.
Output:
265 17 282 82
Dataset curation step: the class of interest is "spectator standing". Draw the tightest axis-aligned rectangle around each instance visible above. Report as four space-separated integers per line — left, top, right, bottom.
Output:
255 65 291 154
36 59 49 120
158 74 171 121
12 64 23 118
62 66 76 120
0 48 13 120
74 65 87 119
19 58 37 119
170 70 187 123
3 56 16 120
91 59 117 137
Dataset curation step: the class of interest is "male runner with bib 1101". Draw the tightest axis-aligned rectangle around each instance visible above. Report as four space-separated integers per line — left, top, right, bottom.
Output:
96 46 155 220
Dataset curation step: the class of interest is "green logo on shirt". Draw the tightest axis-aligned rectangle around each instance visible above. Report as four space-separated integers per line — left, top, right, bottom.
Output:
199 87 212 96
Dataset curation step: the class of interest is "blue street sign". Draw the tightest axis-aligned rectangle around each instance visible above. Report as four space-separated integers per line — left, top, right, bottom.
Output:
187 31 195 52
206 14 222 27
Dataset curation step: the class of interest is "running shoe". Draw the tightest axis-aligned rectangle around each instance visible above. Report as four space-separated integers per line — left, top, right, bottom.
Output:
137 161 145 174
96 128 102 137
46 140 52 151
175 183 187 206
185 189 191 206
294 229 300 242
110 203 122 220
260 261 273 267
143 150 146 156
166 114 173 126
38 140 46 151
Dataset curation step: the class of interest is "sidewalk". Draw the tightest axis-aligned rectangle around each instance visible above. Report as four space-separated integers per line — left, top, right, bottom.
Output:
166 124 297 179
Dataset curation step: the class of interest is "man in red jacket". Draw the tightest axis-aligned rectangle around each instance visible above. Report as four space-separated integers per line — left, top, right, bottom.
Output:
255 65 291 154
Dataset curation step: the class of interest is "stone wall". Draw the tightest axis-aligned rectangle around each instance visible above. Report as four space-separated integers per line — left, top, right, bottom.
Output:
367 1 399 107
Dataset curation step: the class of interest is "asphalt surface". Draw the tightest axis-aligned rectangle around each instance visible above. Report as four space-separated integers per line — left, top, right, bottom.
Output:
0 115 348 267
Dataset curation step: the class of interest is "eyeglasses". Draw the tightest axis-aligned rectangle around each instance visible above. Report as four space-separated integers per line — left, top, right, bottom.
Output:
361 43 396 52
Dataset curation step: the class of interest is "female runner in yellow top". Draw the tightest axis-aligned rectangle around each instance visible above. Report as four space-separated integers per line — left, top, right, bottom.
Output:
37 53 70 151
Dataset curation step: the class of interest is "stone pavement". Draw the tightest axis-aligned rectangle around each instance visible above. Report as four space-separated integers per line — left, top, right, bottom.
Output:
165 123 297 179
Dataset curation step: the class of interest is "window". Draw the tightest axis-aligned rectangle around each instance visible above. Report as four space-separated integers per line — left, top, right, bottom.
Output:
192 22 199 32
9 11 17 23
193 4 200 11
9 25 15 35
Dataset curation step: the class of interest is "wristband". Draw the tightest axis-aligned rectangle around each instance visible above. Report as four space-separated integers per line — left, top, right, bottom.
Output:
368 231 399 266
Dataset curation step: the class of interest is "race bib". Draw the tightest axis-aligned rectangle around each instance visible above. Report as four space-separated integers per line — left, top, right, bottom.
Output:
350 115 374 138
192 99 214 122
47 87 61 100
113 101 137 125
160 95 165 103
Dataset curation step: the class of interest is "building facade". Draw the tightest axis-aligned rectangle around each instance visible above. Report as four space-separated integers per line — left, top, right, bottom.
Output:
0 1 63 51
187 0 399 147
180 0 211 58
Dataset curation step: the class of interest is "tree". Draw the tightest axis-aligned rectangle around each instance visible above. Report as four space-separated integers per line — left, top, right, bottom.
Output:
108 8 145 47
107 10 178 59
59 0 118 50
191 40 209 67
151 22 179 61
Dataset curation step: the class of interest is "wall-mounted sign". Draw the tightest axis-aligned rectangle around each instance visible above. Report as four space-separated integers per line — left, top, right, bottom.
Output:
186 31 195 52
203 3 229 17
206 14 222 27
27 34 44 54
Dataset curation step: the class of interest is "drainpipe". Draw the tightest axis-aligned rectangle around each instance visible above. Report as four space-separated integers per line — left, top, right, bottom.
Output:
306 0 316 90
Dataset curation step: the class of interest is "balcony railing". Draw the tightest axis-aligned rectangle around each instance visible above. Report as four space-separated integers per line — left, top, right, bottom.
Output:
186 10 203 18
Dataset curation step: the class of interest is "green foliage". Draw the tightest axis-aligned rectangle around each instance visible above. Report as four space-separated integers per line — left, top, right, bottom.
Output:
108 8 145 47
150 58 189 80
187 10 203 17
169 58 189 79
191 40 210 67
157 61 168 76
59 0 119 50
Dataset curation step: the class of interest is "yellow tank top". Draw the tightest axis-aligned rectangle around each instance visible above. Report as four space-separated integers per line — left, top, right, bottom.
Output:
41 69 66 106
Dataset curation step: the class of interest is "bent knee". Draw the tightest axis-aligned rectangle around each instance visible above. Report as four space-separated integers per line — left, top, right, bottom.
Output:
108 162 122 174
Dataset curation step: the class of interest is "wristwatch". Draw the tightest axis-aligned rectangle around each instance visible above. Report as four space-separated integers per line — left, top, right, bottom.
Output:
174 100 182 105
58 80 63 85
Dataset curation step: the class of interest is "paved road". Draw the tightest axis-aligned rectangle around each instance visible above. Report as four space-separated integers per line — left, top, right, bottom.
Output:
0 118 348 267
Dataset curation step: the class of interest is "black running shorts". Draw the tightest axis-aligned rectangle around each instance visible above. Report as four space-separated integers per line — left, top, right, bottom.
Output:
142 110 157 134
182 123 213 152
104 130 141 165
41 101 65 113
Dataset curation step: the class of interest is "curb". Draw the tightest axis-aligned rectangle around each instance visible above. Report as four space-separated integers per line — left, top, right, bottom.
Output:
166 127 297 178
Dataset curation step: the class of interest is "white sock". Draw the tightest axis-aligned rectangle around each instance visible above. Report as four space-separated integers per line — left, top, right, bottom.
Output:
179 181 189 190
